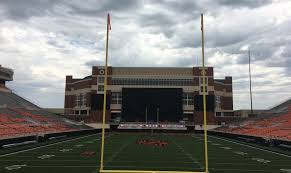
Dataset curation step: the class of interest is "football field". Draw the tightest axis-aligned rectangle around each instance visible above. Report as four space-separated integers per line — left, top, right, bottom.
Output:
1 133 291 173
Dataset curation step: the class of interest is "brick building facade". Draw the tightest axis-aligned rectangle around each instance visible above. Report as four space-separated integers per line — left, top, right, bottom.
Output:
64 66 235 125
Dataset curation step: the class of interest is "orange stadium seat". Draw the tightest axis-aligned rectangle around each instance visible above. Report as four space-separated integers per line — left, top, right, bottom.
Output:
0 108 76 138
215 112 291 141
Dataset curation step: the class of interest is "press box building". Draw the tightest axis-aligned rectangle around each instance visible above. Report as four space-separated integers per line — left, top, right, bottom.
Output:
64 66 234 125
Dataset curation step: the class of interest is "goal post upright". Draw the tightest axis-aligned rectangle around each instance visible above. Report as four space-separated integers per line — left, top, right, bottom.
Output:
100 13 111 171
201 13 209 173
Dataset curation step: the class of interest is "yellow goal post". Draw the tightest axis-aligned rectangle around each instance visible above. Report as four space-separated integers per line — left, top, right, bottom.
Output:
98 13 209 173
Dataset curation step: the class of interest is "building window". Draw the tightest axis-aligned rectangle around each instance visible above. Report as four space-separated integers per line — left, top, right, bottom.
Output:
111 92 122 104
215 95 221 108
74 110 80 115
98 85 104 92
183 93 194 106
80 110 87 115
76 93 87 107
216 112 221 117
79 94 83 106
76 95 81 107
224 112 234 117
199 77 208 85
82 94 86 106
111 77 194 86
98 76 104 83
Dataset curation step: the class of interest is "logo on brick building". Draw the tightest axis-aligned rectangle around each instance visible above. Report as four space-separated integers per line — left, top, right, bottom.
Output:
99 69 105 75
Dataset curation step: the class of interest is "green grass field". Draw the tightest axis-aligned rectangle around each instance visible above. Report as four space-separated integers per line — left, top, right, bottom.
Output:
1 133 291 173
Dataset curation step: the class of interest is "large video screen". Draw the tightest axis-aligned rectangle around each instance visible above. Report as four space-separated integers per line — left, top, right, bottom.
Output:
122 88 183 122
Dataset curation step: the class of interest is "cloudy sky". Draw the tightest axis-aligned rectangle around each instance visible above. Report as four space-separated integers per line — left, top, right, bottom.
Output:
0 0 291 110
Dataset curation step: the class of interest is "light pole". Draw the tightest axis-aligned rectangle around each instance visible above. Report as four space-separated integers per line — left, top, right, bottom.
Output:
248 50 253 114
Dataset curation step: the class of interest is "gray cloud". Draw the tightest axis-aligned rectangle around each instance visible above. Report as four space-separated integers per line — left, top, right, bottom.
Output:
282 45 291 58
65 0 142 17
138 13 176 28
216 0 272 8
84 60 104 67
0 0 59 20
0 0 291 110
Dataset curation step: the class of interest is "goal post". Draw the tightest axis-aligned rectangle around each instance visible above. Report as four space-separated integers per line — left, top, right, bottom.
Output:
98 13 209 173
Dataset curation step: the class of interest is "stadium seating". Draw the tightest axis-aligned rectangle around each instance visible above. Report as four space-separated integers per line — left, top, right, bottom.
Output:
215 112 291 141
0 108 85 139
0 91 91 139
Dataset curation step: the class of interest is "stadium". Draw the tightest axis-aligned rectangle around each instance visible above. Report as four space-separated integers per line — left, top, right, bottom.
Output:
1 2 291 173
1 62 291 173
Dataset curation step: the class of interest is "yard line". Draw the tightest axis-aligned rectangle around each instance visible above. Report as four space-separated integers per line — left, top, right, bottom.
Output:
0 133 99 158
101 160 279 166
103 164 276 172
209 167 278 172
209 135 291 158
104 160 196 164
26 166 99 168
24 165 195 170
1 159 99 161
15 165 279 172
102 165 200 170
164 134 204 170
107 153 187 157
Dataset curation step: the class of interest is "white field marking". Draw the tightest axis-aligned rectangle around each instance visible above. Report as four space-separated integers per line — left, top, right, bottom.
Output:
104 160 197 164
209 135 291 158
251 158 271 164
104 136 136 165
6 165 276 172
103 152 187 157
25 166 99 168
0 159 267 166
212 143 221 146
0 134 99 158
210 167 275 172
101 165 202 170
220 146 231 150
8 164 275 172
280 169 291 173
104 164 277 172
74 144 84 147
234 151 248 156
102 160 264 166
37 154 55 159
2 159 98 162
165 134 204 170
78 134 114 147
5 164 27 171
210 162 259 166
59 148 73 152
84 141 94 144
19 165 198 170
